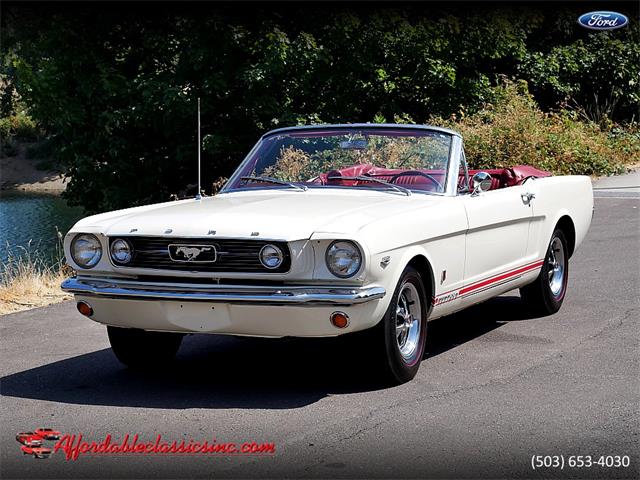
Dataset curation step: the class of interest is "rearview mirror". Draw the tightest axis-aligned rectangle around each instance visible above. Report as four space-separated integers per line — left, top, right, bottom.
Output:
471 172 492 195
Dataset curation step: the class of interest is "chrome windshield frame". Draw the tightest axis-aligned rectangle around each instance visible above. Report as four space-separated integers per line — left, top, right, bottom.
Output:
445 135 464 197
220 124 462 196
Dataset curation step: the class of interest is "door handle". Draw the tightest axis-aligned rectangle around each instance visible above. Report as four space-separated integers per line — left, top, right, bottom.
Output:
521 192 535 204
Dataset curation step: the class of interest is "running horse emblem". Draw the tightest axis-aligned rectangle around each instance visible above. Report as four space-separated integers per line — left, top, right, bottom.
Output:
174 246 213 261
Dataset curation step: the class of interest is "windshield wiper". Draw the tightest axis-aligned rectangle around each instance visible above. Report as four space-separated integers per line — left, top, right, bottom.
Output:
326 175 411 196
240 176 308 191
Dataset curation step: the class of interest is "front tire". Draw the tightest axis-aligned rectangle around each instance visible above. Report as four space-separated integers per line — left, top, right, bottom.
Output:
107 326 184 369
358 266 428 385
520 229 569 316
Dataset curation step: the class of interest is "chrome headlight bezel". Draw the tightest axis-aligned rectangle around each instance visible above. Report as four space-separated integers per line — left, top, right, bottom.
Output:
325 240 362 278
110 238 134 265
70 233 102 269
259 244 284 270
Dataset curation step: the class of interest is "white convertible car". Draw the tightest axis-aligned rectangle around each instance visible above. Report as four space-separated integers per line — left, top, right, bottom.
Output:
62 124 593 383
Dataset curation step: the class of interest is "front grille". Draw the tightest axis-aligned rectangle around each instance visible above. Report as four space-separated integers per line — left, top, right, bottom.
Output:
109 237 291 273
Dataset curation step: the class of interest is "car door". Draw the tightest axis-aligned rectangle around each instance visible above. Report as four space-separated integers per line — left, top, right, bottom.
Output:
459 174 534 307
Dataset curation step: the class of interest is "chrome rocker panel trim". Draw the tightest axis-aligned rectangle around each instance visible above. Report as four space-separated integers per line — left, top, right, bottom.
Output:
61 277 386 306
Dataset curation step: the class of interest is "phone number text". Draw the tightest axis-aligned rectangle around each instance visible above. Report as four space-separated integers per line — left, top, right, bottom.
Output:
531 455 630 470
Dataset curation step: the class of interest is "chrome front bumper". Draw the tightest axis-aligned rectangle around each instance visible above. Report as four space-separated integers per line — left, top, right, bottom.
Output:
61 277 386 306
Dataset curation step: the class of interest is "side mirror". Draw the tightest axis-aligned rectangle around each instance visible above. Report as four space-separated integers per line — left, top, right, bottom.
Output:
471 172 493 195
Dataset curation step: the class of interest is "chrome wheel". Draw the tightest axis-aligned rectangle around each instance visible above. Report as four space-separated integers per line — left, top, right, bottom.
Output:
547 236 565 296
395 282 422 360
520 228 569 316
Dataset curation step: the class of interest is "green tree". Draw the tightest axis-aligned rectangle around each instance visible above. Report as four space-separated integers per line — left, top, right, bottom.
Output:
3 4 638 212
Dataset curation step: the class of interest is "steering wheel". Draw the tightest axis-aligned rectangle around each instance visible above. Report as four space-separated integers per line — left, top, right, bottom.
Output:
389 171 443 191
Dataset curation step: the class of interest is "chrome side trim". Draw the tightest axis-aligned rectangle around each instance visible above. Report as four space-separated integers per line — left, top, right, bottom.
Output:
61 277 386 306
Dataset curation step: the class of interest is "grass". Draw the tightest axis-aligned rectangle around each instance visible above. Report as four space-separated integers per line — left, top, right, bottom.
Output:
0 241 72 316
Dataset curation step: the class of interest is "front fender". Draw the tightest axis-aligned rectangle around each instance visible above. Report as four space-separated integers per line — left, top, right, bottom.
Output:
366 245 446 325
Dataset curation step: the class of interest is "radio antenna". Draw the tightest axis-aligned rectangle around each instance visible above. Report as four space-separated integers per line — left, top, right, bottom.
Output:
195 97 202 200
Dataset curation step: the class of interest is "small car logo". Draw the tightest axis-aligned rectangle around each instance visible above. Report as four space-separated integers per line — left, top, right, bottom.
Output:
34 428 61 441
20 446 52 459
578 11 628 30
16 433 43 447
168 244 217 263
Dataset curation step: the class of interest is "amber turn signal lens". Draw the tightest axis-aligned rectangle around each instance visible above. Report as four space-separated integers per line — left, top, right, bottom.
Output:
77 301 93 317
330 311 349 329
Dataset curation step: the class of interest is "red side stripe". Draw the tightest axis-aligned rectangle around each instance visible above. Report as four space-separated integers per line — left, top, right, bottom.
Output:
432 259 544 305
458 260 544 295
436 259 544 297
459 259 544 292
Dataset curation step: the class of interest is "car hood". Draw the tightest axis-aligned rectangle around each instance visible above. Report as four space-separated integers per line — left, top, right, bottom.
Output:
72 189 443 241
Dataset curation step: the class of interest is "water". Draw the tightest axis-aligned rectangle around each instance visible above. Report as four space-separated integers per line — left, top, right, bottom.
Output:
0 191 84 267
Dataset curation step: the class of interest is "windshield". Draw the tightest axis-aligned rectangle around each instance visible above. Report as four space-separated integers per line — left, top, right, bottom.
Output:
225 128 452 194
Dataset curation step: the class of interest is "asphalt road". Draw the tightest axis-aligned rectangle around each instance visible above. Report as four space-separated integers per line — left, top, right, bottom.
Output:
1 194 638 479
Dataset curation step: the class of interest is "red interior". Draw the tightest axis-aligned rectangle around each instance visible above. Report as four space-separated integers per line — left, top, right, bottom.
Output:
466 165 551 189
315 164 551 192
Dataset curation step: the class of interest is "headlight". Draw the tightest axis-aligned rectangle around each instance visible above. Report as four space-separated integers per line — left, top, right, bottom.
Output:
110 238 133 265
259 244 284 269
70 233 102 268
326 240 362 278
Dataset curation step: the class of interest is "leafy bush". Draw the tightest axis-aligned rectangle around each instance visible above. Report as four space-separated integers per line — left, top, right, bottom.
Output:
435 82 639 176
519 25 640 124
0 111 38 141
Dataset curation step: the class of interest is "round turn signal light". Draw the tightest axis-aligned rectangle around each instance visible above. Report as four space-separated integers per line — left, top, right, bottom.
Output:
77 301 94 317
330 311 349 329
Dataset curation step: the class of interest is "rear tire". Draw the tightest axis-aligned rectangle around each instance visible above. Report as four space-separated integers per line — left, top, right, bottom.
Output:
107 326 183 369
520 229 569 316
